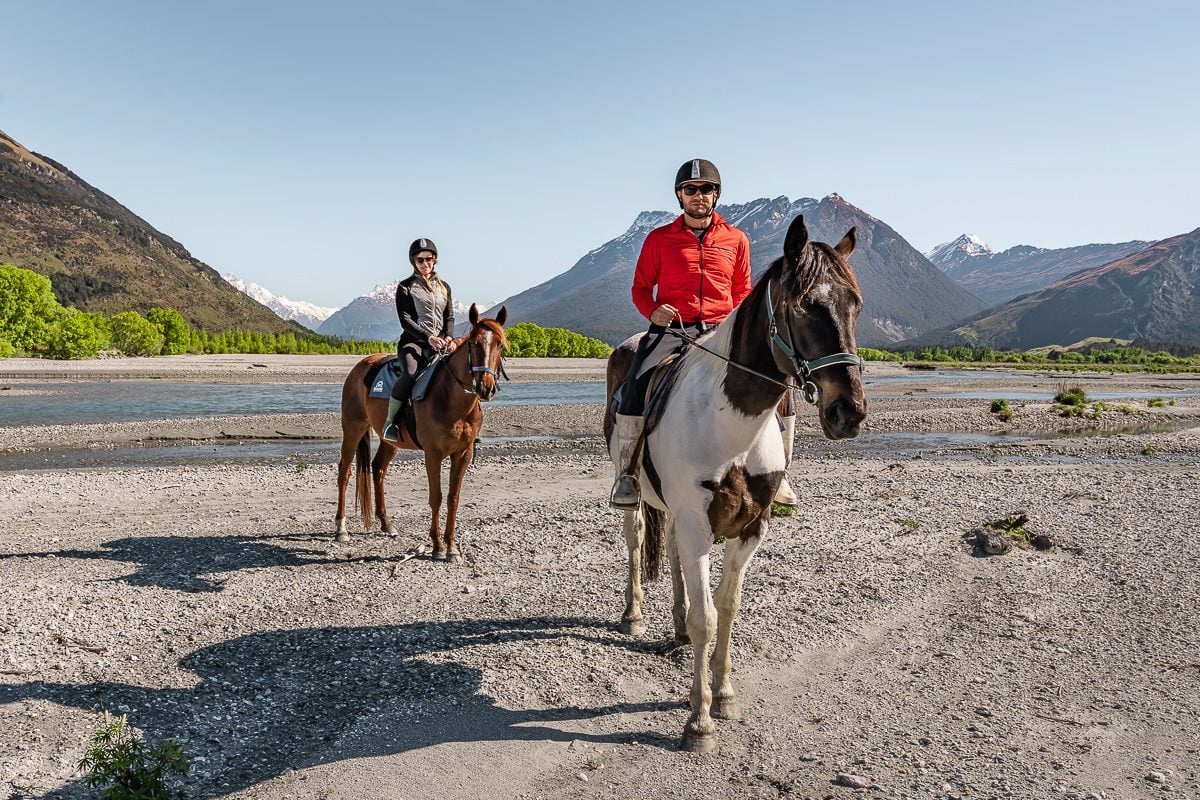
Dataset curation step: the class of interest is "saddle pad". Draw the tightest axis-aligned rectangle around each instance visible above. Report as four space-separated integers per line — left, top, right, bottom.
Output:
411 355 444 402
643 352 686 435
365 356 401 399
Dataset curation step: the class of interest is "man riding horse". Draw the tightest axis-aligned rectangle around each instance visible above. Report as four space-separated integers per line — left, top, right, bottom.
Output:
610 158 800 508
383 238 456 442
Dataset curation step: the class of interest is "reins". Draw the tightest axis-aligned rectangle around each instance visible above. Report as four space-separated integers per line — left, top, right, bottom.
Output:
448 331 510 396
664 277 862 405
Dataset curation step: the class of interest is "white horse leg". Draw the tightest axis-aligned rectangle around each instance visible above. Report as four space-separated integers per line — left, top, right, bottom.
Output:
710 526 766 720
675 512 718 753
619 507 647 636
669 523 689 643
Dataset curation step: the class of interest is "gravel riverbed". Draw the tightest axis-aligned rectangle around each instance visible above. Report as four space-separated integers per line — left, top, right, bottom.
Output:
1 356 1198 799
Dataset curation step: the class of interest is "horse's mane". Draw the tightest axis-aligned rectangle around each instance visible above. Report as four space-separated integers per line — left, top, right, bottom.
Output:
454 318 507 349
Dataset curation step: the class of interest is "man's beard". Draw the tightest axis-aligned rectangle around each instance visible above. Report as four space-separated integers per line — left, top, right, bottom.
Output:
683 200 713 222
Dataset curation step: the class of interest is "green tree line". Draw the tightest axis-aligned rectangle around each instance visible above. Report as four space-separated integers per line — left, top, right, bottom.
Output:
1 264 611 360
504 322 612 358
0 264 394 359
860 343 1200 370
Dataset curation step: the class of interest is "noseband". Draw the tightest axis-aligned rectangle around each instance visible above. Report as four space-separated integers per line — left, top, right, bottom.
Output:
765 279 863 404
452 333 510 396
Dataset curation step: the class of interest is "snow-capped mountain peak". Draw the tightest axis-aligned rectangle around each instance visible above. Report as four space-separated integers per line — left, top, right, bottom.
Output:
926 234 993 264
222 273 338 330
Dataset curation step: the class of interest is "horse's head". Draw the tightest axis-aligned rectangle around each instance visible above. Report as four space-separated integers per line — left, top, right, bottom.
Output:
462 303 508 401
770 215 867 439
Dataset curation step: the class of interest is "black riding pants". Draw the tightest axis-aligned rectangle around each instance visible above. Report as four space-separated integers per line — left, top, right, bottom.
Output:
616 322 706 416
390 342 431 402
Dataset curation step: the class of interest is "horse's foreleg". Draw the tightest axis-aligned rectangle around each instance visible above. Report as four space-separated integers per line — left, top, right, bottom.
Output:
442 448 472 564
425 454 445 559
710 523 766 721
669 523 689 643
619 507 647 636
334 437 356 542
675 513 718 754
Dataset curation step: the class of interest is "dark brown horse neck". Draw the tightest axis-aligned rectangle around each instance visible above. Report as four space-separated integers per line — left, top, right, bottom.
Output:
723 243 856 417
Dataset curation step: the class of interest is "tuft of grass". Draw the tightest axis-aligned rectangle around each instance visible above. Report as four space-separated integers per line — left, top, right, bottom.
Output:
1147 397 1166 408
1118 404 1137 415
990 399 1009 414
78 712 188 800
989 513 1029 542
897 518 922 532
294 458 312 473
1053 385 1089 406
771 502 797 517
1142 444 1157 457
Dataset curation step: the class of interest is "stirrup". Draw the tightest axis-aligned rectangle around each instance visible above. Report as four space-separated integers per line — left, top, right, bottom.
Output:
609 473 641 509
381 421 400 442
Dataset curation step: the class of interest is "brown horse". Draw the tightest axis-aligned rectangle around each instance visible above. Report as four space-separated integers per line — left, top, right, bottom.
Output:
335 304 508 561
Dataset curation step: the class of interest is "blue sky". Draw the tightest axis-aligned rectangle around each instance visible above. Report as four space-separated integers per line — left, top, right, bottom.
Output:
3 1 1197 309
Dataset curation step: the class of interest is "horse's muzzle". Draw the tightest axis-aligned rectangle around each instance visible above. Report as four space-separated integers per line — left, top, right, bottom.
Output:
821 396 866 439
476 378 498 402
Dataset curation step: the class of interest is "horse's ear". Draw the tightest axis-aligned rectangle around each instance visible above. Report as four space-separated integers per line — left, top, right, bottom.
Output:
469 303 480 325
834 227 856 258
494 305 508 327
784 215 809 263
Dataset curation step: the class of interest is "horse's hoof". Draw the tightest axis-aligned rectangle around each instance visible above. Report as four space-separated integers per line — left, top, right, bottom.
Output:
335 532 350 543
446 549 462 564
711 698 741 720
432 548 447 561
619 618 647 637
680 730 718 754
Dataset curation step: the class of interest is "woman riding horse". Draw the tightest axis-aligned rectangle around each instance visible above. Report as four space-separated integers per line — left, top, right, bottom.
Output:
383 237 455 443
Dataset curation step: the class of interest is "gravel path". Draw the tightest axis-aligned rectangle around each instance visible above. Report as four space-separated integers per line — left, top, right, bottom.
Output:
1 357 1198 799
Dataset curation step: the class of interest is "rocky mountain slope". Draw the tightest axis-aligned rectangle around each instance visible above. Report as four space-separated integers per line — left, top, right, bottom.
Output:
913 227 1200 348
315 281 491 341
495 195 987 347
927 234 1150 306
0 130 298 333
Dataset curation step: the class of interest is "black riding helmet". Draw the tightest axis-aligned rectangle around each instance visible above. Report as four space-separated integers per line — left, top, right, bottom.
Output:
408 237 438 266
674 158 722 189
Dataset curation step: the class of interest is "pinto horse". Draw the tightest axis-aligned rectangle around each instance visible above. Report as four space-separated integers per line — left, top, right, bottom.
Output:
604 215 866 752
335 304 508 561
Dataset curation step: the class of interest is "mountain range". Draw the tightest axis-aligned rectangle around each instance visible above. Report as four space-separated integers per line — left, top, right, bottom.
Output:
314 281 492 341
493 194 989 347
911 227 1200 349
0 129 298 334
222 273 337 330
926 234 1150 306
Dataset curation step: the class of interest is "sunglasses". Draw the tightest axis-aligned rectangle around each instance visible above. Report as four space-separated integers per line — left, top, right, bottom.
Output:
680 183 717 196
415 256 437 264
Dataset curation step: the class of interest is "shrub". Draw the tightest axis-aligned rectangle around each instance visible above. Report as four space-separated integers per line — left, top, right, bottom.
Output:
45 310 111 359
1053 385 1088 406
0 264 66 351
1147 397 1166 408
78 712 188 799
146 307 190 355
990 399 1009 414
110 311 165 356
0 337 14 359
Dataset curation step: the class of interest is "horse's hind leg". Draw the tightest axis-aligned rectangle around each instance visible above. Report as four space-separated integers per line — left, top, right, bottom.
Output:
441 448 472 564
335 428 366 541
669 523 689 643
619 507 647 636
709 523 766 721
371 445 398 535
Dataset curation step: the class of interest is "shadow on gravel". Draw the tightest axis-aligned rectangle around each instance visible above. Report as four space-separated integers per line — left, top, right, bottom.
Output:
1 616 674 799
0 534 386 593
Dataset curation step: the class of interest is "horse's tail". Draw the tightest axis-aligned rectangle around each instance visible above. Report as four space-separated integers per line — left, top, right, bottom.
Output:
641 503 665 583
355 432 373 531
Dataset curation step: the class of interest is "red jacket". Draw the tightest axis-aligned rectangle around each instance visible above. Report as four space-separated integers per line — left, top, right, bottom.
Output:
631 211 752 324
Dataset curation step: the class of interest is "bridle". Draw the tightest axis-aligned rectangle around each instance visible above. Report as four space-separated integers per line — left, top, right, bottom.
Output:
764 279 863 404
449 328 510 397
665 276 862 405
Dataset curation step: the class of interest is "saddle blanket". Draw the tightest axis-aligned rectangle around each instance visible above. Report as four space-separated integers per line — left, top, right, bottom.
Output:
366 354 444 401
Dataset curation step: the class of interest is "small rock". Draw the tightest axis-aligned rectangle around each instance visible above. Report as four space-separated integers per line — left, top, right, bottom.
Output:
798 752 819 762
1147 771 1167 784
577 772 589 782
1032 533 1054 550
833 773 871 789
